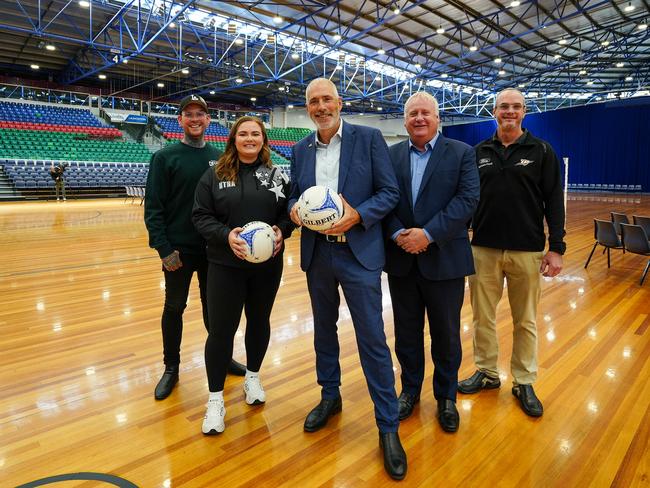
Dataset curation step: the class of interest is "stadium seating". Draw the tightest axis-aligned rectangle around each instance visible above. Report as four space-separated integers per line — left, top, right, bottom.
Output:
0 101 151 163
153 116 296 168
1 158 148 190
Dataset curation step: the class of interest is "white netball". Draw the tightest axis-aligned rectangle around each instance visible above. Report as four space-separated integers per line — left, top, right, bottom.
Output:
296 186 344 231
239 221 275 263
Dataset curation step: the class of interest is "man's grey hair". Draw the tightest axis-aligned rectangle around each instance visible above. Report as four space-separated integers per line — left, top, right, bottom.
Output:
403 91 440 118
305 78 339 102
494 88 526 109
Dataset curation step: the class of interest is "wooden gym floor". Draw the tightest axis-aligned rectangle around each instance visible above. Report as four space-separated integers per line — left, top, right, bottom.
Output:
1 194 649 487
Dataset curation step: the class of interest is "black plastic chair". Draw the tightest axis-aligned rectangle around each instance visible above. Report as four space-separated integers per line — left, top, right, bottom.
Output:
632 215 650 241
584 219 623 269
620 224 650 285
610 212 629 235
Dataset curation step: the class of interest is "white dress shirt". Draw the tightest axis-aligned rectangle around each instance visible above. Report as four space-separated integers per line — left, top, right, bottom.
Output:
314 120 344 193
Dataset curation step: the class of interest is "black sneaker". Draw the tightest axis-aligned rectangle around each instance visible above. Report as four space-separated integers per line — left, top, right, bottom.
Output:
458 370 501 394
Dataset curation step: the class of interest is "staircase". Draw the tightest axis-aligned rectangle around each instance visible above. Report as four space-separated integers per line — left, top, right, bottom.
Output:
0 167 19 200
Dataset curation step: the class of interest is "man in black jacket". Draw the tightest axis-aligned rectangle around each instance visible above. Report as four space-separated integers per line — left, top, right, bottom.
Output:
144 94 245 400
458 88 566 417
49 162 66 201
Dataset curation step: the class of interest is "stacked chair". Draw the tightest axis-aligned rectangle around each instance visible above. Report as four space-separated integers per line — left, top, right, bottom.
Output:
584 211 650 286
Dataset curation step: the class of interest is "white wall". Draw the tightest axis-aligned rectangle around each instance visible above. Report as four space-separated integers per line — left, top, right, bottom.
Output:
271 106 408 145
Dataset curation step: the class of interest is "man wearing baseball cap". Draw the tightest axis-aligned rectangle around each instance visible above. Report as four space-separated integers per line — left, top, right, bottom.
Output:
145 94 246 400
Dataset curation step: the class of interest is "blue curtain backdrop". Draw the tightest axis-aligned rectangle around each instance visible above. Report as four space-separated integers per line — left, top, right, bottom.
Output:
442 96 650 190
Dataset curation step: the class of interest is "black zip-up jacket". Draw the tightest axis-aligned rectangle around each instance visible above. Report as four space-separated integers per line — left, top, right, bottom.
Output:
472 130 566 255
192 160 294 268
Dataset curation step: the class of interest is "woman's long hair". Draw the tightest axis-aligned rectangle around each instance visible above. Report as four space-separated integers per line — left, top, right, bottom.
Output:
215 116 272 182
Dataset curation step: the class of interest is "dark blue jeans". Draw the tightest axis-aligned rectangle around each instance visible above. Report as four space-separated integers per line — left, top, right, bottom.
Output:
161 252 208 366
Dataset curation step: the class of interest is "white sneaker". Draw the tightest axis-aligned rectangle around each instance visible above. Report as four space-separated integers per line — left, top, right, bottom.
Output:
244 376 266 405
202 398 225 435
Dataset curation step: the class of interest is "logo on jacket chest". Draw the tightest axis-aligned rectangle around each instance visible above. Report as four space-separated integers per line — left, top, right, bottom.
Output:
208 160 218 167
218 181 236 190
478 158 493 169
515 158 534 167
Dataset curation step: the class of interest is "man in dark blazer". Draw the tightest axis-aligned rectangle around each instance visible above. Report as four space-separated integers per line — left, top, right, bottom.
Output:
288 78 406 480
385 91 480 433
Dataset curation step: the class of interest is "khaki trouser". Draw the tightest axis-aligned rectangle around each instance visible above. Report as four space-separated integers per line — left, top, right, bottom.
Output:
468 246 543 385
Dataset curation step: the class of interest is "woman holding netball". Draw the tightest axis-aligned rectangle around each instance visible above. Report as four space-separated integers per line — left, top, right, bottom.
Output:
192 116 294 434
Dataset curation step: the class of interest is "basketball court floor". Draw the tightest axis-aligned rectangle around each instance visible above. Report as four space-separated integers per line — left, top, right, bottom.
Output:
1 195 649 486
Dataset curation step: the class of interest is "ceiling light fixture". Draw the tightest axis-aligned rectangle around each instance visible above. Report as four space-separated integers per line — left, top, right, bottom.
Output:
498 70 506 75
291 52 299 59
624 2 635 11
601 40 609 46
440 73 448 78
250 97 257 101
518 83 526 88
236 78 243 83
98 74 107 79
333 33 342 41
181 68 189 74
579 69 587 75
638 21 648 30
273 15 283 24
586 81 594 85
78 0 90 7
510 0 521 6
625 76 633 81
45 44 56 51
494 58 502 63
616 62 624 67
157 82 164 87
30 64 39 69
209 90 215 94
414 63 421 69
235 38 244 45
377 47 385 55
436 25 445 35
558 39 567 45
287 104 294 108
554 54 561 59
469 45 478 52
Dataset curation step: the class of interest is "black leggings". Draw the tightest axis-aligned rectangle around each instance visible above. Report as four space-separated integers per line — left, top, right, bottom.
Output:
205 259 283 391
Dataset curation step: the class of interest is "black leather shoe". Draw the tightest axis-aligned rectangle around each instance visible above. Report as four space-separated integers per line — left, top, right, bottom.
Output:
379 432 407 480
458 370 501 394
154 365 179 400
303 396 342 432
398 392 420 421
437 399 460 433
227 359 246 376
512 384 543 417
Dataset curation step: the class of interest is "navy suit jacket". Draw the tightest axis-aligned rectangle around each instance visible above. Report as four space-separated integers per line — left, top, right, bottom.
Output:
288 121 400 272
384 135 480 281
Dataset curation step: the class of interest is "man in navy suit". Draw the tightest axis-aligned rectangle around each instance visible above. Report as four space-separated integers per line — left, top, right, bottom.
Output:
385 92 479 433
288 78 406 480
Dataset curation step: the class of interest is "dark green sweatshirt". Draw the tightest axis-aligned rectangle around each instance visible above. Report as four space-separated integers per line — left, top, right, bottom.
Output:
144 141 221 259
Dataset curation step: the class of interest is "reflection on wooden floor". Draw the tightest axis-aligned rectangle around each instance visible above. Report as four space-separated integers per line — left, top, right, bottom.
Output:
1 194 649 487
